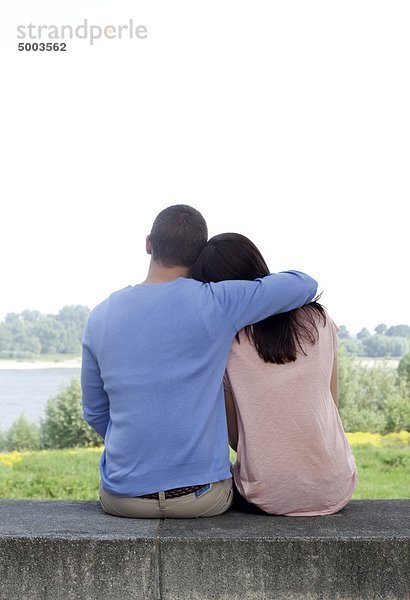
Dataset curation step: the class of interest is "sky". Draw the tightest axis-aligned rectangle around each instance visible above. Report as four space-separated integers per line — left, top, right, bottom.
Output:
1 0 409 334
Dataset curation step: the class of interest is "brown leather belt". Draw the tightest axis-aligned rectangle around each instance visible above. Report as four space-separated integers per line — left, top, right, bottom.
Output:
137 484 207 500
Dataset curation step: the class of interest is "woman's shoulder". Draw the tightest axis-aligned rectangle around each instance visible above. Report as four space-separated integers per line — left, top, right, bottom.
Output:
301 305 339 351
283 305 338 355
295 305 338 331
320 308 339 337
230 305 339 364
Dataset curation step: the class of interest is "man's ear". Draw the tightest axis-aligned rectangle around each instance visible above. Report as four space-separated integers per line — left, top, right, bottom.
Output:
146 235 152 255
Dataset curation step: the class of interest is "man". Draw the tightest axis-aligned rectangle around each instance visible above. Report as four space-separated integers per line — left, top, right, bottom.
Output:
81 204 317 518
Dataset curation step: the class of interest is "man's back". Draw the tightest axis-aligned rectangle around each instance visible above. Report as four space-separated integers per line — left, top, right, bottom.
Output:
82 272 317 496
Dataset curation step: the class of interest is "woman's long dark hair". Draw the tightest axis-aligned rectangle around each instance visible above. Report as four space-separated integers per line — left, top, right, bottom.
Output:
190 233 326 364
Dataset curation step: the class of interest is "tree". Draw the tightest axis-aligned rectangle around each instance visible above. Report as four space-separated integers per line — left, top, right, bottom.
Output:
398 352 410 388
337 348 408 433
338 325 350 340
338 338 360 355
375 323 387 335
386 325 410 338
41 378 101 449
0 323 13 352
0 429 7 451
22 336 42 354
337 349 390 432
32 318 66 353
361 335 390 357
0 305 90 357
390 338 409 357
56 306 90 354
361 335 408 358
4 313 20 325
357 328 371 340
57 305 89 326
6 415 41 451
21 310 41 323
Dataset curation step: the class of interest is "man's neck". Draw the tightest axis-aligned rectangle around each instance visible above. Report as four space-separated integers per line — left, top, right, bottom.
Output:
142 260 190 284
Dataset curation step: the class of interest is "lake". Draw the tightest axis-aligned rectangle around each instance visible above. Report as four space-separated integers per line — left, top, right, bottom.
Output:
0 368 81 430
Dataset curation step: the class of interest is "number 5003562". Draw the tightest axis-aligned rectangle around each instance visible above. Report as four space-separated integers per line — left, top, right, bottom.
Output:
18 42 67 51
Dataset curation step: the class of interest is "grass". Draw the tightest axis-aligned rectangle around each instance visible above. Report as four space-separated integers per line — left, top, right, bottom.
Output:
351 444 409 499
0 448 101 500
0 433 409 501
346 431 409 499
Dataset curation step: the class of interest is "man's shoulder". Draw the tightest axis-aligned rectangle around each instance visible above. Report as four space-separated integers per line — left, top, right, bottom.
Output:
89 286 132 318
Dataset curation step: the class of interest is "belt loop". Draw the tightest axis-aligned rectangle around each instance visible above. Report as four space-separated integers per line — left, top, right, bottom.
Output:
158 491 166 513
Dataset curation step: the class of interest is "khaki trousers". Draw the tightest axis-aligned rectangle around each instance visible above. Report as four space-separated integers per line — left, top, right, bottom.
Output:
99 479 233 519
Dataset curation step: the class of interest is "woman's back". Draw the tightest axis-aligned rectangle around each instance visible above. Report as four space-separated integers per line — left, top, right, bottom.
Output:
225 310 357 516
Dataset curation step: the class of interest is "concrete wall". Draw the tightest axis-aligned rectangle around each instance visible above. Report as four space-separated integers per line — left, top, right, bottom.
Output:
0 499 409 599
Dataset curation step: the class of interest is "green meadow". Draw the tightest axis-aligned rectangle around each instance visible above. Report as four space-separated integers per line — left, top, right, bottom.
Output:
0 432 408 501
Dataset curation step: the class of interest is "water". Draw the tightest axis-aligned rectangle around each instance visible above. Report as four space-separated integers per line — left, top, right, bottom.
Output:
0 369 81 430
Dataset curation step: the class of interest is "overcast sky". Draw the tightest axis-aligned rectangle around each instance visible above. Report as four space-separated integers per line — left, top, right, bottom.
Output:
1 0 408 334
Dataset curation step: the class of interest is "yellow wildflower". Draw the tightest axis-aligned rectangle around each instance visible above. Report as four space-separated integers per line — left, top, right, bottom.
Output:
346 431 409 447
64 446 103 455
0 451 25 467
385 431 410 444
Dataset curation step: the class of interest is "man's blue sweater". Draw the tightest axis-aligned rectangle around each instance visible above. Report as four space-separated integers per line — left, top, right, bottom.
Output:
81 272 317 496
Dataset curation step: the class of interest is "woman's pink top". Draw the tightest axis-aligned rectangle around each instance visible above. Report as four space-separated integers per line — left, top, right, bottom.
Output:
224 312 357 516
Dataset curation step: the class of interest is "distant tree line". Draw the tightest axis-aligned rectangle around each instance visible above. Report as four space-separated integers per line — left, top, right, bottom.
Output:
0 305 409 359
0 305 90 358
338 323 410 358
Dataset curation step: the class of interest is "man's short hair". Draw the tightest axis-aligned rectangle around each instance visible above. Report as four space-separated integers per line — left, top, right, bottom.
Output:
150 205 208 267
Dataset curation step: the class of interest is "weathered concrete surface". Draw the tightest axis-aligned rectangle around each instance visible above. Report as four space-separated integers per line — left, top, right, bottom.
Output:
0 500 160 600
0 499 409 600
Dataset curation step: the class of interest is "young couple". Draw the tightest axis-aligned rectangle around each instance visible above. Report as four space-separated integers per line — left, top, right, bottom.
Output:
81 205 357 519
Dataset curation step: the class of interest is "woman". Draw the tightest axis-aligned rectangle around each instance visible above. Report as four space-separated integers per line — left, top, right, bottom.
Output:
191 233 357 516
